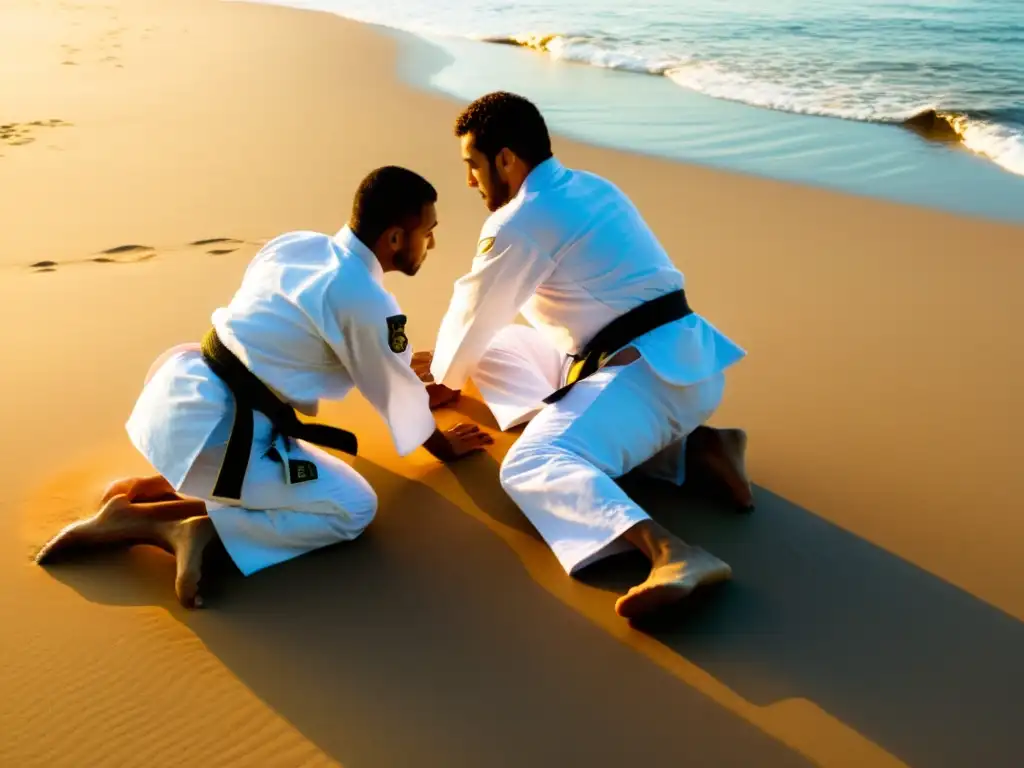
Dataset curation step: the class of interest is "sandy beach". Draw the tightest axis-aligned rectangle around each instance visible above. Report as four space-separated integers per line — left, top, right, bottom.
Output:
2 0 1023 766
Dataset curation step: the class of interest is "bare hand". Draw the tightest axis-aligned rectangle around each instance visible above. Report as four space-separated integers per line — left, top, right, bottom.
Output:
443 422 494 458
412 350 434 383
427 382 460 410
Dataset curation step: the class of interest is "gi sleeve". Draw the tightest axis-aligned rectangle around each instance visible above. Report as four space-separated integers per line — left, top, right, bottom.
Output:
430 221 556 390
339 302 437 457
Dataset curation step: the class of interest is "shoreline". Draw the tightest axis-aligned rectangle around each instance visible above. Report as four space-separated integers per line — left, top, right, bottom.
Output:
243 0 1024 225
2 2 1023 767
478 37 1018 172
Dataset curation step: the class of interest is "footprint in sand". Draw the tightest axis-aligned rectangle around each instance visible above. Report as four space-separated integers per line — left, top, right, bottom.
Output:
93 244 157 263
190 237 245 256
28 238 254 273
28 245 154 272
2 120 72 150
1 124 32 145
90 238 251 263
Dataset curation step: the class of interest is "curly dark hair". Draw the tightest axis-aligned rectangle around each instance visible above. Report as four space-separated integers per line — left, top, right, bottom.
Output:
350 166 437 246
454 91 553 168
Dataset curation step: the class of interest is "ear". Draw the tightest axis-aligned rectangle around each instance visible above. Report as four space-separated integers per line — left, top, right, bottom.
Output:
387 225 405 252
491 148 511 182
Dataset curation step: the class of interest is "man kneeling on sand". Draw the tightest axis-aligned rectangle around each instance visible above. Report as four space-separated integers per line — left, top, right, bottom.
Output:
417 92 752 620
36 166 493 608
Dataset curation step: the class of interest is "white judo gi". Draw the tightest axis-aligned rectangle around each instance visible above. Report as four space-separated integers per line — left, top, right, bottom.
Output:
126 227 437 576
430 158 747 575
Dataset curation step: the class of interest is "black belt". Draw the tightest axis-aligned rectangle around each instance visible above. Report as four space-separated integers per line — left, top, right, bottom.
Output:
543 289 693 404
200 328 358 500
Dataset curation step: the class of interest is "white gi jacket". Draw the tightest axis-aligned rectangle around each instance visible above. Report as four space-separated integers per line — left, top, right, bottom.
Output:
127 226 436 491
429 157 747 391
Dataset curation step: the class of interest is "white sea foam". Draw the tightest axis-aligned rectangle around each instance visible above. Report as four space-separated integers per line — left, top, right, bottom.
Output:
492 32 1024 178
238 0 1024 180
956 118 1024 177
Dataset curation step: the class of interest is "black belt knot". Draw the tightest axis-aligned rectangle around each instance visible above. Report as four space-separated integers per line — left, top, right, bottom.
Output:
199 328 358 500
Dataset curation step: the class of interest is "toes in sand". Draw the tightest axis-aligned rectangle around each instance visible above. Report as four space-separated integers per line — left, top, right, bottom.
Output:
614 548 732 620
171 517 215 609
35 495 133 564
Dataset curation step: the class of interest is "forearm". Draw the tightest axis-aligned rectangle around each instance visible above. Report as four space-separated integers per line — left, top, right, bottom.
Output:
431 264 522 389
432 229 552 387
430 315 488 391
421 426 457 462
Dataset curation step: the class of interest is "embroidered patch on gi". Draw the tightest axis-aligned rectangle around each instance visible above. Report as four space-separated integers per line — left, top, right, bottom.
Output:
477 236 495 255
289 459 318 484
386 314 408 353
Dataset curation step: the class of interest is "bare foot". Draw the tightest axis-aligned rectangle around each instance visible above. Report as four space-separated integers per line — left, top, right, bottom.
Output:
100 475 177 504
691 426 754 511
614 546 732 620
100 478 137 505
164 516 215 609
36 494 137 564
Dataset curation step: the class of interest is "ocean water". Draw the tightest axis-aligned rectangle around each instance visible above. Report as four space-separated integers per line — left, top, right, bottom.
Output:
245 0 1024 220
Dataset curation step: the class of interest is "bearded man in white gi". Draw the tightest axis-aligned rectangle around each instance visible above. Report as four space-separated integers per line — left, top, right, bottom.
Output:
37 166 493 608
415 92 753 620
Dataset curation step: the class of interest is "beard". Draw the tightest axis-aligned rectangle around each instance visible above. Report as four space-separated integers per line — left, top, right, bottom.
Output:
484 160 512 211
393 246 422 276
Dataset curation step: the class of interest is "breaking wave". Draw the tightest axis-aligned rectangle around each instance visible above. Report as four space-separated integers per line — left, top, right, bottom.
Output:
481 32 1024 178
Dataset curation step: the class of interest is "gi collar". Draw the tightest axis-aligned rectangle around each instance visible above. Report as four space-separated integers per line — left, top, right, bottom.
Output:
519 156 567 197
334 225 385 285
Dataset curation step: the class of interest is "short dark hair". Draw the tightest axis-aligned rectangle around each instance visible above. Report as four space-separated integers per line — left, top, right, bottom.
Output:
454 91 553 168
350 166 437 246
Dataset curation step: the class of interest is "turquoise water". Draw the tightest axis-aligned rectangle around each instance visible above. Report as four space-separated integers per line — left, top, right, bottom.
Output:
245 0 1024 221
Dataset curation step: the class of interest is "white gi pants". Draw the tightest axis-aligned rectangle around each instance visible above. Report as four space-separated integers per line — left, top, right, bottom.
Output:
127 348 377 577
472 325 724 575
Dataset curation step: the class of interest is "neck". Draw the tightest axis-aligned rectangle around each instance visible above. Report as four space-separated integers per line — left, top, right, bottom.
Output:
349 224 392 271
371 246 395 273
509 155 551 196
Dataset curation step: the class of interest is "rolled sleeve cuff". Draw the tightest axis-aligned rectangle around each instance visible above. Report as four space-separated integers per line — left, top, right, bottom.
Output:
430 352 472 392
390 396 437 458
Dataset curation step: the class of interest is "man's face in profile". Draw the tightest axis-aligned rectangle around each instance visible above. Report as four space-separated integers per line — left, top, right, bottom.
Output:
461 134 511 212
393 202 437 276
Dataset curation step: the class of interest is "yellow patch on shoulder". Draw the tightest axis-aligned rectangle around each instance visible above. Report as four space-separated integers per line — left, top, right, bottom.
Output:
477 236 496 255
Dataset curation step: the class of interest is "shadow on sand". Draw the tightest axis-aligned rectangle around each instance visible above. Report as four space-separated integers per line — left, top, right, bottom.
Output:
446 440 1023 768
42 427 1022 767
